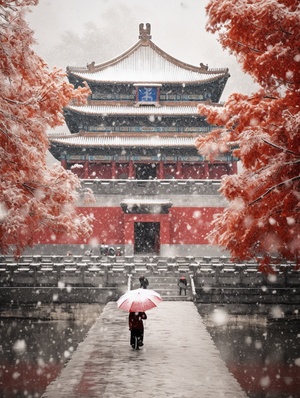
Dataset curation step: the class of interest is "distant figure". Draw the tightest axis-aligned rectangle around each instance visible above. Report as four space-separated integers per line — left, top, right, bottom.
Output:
108 247 115 256
139 275 149 289
100 245 108 256
178 276 187 296
129 311 147 348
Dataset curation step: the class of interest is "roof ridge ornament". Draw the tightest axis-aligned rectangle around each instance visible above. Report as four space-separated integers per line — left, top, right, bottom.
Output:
139 23 151 42
200 63 208 71
87 61 96 72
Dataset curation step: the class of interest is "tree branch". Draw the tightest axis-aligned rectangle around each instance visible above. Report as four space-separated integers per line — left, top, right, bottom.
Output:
262 138 298 156
227 38 262 54
249 175 300 205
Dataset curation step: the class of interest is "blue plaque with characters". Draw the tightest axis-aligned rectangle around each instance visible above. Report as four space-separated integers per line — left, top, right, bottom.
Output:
138 86 158 102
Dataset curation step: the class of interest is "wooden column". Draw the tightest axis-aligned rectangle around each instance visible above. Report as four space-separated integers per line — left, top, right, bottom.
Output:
61 158 67 169
111 160 116 179
159 160 164 179
84 159 89 179
204 162 209 178
128 160 135 179
231 161 238 174
176 161 182 179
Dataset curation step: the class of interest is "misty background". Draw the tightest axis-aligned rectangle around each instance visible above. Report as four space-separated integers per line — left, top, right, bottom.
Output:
25 0 258 164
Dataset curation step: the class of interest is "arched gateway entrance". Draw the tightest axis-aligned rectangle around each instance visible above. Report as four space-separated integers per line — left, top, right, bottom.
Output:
120 199 172 256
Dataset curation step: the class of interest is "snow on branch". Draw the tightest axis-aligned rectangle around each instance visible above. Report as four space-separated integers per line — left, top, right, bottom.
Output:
249 174 300 206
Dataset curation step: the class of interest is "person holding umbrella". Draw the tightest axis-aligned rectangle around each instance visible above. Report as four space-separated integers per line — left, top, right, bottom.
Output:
129 311 147 349
117 288 162 350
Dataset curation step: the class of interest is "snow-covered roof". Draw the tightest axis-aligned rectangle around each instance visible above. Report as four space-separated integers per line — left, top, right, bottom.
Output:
49 133 198 148
67 105 201 116
67 24 229 84
121 198 172 206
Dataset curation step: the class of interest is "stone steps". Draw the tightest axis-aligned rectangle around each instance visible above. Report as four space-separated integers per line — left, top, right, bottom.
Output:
132 274 191 301
158 292 192 301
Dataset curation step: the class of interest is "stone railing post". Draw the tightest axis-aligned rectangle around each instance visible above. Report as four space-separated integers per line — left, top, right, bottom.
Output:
127 274 132 291
53 264 63 285
30 263 41 286
189 274 196 297
79 263 87 286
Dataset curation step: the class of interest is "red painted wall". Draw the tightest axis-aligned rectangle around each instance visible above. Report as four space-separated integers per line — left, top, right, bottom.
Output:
164 164 177 179
63 161 237 180
89 164 111 179
169 207 222 244
209 164 230 179
181 164 206 179
115 163 129 179
32 206 224 246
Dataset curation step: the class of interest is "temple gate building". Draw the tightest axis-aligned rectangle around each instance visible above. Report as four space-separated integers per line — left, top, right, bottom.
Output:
45 23 235 257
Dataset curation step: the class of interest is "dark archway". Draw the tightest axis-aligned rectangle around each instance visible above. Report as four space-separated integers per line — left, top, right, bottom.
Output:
134 222 160 254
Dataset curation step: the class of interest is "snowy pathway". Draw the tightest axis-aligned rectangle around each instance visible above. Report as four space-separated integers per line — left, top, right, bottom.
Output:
42 301 247 398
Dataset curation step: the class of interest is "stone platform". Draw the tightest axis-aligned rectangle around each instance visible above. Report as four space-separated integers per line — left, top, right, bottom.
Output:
42 301 247 398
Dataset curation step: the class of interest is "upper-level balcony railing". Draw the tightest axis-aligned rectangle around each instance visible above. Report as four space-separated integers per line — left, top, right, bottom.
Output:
80 179 222 196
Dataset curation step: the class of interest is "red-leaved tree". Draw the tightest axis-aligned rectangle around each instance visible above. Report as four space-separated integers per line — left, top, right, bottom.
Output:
196 0 300 271
0 0 93 256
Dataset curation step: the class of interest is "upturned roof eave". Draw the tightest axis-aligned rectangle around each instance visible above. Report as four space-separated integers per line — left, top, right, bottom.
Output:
49 131 201 138
49 141 198 149
67 38 229 81
48 132 200 148
68 74 229 85
64 107 201 117
67 40 143 75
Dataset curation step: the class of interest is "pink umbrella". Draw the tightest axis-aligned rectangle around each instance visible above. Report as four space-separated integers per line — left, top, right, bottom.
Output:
117 288 162 312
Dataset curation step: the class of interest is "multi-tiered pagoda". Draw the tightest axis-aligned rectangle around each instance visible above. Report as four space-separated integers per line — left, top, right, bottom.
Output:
44 23 235 257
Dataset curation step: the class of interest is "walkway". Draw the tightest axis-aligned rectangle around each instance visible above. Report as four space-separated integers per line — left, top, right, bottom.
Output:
42 302 247 398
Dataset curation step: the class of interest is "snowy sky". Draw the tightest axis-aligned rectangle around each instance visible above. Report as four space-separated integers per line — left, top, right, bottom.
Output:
26 0 258 102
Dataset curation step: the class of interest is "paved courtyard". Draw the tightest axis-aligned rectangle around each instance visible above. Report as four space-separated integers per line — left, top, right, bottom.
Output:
42 301 247 398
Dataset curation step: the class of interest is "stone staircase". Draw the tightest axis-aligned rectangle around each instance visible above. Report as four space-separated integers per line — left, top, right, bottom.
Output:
131 275 193 301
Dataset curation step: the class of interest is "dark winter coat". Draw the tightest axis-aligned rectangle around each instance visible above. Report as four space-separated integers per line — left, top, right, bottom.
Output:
129 312 147 330
178 277 187 288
